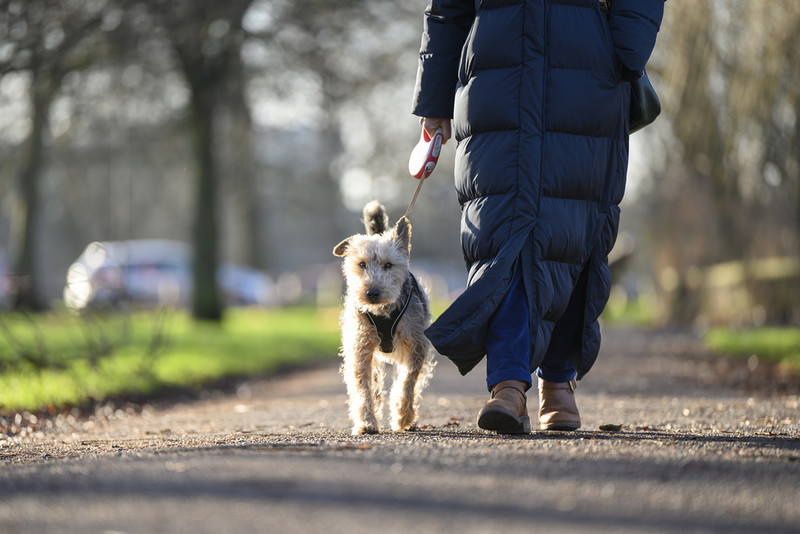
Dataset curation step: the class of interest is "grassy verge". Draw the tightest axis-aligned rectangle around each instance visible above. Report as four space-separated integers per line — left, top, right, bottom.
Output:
600 291 659 327
705 326 800 371
0 307 340 413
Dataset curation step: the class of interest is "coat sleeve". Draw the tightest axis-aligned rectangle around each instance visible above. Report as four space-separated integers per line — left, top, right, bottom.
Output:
607 0 665 82
411 0 476 119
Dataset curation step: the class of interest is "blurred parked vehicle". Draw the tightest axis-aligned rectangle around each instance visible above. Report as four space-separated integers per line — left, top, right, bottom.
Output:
63 240 275 311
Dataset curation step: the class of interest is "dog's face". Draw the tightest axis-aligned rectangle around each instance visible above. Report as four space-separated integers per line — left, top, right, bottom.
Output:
333 217 411 313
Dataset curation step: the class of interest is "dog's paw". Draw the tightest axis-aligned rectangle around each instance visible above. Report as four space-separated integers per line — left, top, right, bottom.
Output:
390 420 418 432
353 424 379 435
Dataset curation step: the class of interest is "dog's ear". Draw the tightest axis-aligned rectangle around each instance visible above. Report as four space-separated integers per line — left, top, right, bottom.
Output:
333 238 350 257
393 216 412 254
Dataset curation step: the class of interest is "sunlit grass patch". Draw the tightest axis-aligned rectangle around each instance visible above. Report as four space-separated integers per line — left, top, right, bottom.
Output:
0 307 340 412
705 327 800 371
600 288 660 327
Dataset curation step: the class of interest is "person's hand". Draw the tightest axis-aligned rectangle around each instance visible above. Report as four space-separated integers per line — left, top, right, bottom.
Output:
419 117 452 144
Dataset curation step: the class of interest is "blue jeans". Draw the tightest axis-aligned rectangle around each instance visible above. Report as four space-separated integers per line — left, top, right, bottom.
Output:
485 263 582 391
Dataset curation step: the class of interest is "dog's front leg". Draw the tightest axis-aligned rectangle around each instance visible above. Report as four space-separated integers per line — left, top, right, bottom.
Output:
343 340 381 435
389 345 430 432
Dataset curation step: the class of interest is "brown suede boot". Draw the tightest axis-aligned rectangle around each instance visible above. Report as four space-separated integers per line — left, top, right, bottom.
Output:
538 377 581 431
477 380 531 434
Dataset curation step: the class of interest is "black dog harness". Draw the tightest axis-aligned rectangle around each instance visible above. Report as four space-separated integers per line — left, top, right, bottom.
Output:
364 273 421 353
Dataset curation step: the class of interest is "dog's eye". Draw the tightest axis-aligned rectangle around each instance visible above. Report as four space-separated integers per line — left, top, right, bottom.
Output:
383 263 393 270
359 261 366 269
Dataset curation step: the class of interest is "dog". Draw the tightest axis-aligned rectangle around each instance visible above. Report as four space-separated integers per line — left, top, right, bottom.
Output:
333 201 436 435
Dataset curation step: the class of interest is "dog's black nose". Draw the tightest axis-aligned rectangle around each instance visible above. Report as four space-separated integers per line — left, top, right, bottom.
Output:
366 289 380 302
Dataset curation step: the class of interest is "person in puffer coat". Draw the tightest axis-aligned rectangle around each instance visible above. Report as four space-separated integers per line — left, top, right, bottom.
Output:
412 0 664 433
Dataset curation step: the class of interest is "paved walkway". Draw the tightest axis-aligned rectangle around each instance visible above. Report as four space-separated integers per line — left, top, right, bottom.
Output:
1 327 799 533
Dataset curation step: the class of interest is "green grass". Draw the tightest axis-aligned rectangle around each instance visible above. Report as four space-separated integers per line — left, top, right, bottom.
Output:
705 327 800 371
0 307 341 412
600 290 659 327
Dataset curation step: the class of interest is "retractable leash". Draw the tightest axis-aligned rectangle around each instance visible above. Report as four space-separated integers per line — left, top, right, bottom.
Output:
405 127 443 218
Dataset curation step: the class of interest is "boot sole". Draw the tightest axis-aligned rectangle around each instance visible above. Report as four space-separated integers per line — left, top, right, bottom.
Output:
477 409 531 434
540 421 581 431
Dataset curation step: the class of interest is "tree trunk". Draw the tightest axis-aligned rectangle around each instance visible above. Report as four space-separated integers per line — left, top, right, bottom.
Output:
190 90 223 321
796 95 800 239
11 74 52 311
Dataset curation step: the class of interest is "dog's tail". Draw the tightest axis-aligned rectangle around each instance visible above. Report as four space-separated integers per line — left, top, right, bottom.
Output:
363 200 389 235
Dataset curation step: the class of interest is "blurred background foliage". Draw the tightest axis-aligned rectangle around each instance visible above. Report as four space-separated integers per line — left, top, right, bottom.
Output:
0 0 798 328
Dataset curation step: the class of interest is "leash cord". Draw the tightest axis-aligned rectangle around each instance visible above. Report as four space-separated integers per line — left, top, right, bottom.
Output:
404 176 426 218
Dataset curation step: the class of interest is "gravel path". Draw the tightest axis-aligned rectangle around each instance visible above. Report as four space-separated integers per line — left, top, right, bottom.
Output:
1 326 799 533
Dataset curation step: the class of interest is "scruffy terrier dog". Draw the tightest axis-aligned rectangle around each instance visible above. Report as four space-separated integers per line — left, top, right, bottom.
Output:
333 201 436 435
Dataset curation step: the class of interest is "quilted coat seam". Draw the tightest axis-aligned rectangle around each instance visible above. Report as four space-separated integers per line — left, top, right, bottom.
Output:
541 193 601 204
478 1 523 12
545 129 620 141
466 126 520 135
470 63 523 74
539 258 585 267
461 191 516 202
507 1 527 248
531 0 549 343
548 64 617 77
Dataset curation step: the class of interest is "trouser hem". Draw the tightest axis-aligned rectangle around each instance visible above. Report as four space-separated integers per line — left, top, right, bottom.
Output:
534 368 577 383
486 369 532 392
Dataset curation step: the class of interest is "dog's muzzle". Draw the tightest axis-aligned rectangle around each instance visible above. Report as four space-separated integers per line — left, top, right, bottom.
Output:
366 289 380 303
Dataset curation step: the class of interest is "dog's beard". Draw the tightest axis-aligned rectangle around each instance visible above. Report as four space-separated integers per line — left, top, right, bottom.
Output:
351 273 407 315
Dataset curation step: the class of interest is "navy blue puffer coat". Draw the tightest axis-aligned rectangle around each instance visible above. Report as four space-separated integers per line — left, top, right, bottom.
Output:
412 0 664 378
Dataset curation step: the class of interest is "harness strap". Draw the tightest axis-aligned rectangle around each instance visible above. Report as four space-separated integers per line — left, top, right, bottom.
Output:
365 273 421 353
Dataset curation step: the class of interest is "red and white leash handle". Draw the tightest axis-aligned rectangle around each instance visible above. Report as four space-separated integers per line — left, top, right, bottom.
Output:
408 127 443 180
405 127 443 217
